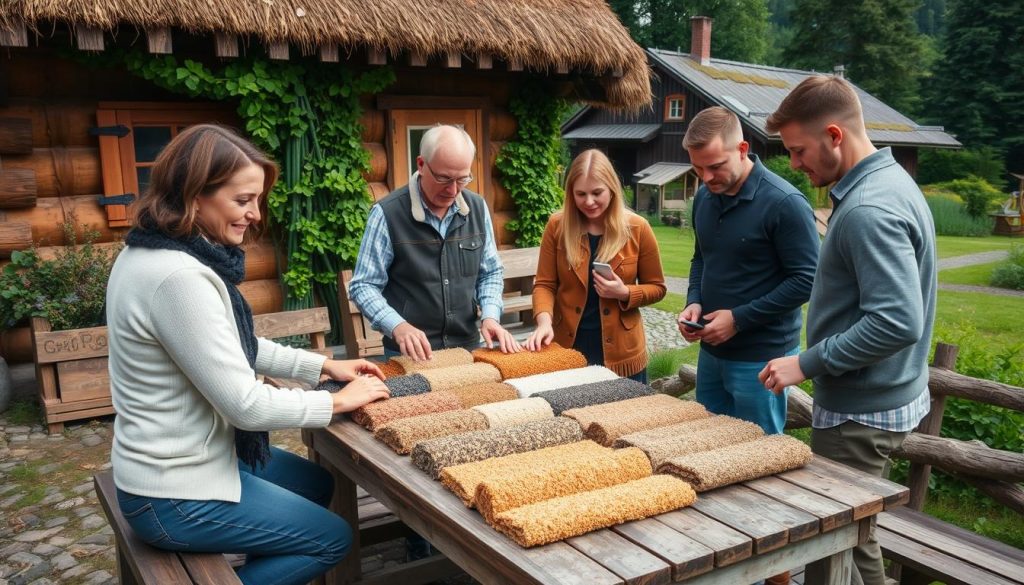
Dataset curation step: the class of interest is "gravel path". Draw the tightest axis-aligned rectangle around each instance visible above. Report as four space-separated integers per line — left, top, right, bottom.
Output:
938 283 1024 297
937 250 1009 270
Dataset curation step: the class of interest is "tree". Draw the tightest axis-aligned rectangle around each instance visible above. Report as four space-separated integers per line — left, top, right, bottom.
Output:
782 0 928 113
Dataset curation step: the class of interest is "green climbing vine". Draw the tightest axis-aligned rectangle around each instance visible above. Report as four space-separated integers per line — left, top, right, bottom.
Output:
495 80 571 247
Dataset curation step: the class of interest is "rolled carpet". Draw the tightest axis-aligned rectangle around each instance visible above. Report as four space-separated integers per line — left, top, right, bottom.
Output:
411 417 584 479
564 395 710 446
614 415 765 468
476 447 652 523
492 475 696 547
534 378 656 415
392 348 474 374
419 363 501 393
659 434 813 492
375 410 490 455
472 342 587 379
506 366 619 398
439 440 609 506
378 360 406 379
350 392 463 432
436 382 518 408
471 397 554 428
384 374 431 398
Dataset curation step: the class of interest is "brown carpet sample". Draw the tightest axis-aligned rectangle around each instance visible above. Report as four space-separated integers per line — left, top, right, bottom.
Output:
411 418 584 479
475 447 652 523
436 382 518 408
492 475 697 547
350 392 463 432
378 360 406 378
471 397 554 428
564 395 710 446
439 440 609 506
418 363 501 393
506 366 620 398
534 378 657 415
375 410 490 455
383 374 430 398
472 342 587 379
659 434 813 492
392 348 474 374
614 415 766 468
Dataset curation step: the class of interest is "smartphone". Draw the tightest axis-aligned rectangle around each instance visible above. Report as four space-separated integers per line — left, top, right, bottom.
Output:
678 318 705 330
592 261 614 279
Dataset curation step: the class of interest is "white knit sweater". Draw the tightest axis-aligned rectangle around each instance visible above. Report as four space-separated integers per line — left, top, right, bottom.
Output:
106 246 334 502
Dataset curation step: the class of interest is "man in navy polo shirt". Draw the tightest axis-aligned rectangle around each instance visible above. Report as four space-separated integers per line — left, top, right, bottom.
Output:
678 106 819 437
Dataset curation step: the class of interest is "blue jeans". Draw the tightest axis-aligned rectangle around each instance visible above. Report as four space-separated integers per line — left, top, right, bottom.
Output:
116 447 351 585
695 347 797 435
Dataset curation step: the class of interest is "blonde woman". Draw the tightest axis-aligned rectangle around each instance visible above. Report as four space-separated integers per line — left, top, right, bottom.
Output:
525 149 666 382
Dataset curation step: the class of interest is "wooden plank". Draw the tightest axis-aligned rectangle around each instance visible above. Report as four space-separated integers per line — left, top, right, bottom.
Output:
43 395 112 415
883 506 1024 565
179 553 242 585
33 326 110 364
55 357 110 403
0 19 28 47
368 47 387 65
654 508 752 567
521 542 623 585
0 221 33 258
877 527 1019 585
776 459 885 521
47 404 114 423
147 27 173 54
690 485 793 554
502 295 533 313
477 53 493 70
746 476 853 533
0 117 33 154
268 42 289 60
409 52 427 67
499 247 540 279
215 33 239 58
809 457 909 509
320 44 339 63
445 51 461 68
612 518 715 581
566 530 671 585
508 59 524 72
357 500 391 522
0 168 37 208
252 307 331 340
357 555 461 585
75 25 104 51
803 548 852 585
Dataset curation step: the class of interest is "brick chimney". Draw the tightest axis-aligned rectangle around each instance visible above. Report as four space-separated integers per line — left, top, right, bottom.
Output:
690 16 712 65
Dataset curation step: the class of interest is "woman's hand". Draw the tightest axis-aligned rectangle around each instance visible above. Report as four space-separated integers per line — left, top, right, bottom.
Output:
593 270 630 301
525 322 554 351
321 359 385 382
330 375 390 413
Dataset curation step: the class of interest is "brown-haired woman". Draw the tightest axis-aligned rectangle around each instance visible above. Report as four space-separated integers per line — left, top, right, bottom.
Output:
525 149 666 382
106 124 389 585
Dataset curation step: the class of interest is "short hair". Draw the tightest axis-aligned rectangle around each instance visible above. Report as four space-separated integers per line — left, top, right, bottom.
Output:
134 124 277 241
420 124 476 163
765 75 864 133
683 106 743 150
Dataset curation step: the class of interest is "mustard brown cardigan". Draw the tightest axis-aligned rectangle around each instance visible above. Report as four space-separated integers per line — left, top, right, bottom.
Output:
532 212 666 376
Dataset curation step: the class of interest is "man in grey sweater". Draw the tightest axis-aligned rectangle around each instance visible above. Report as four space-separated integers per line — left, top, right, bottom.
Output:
758 76 936 585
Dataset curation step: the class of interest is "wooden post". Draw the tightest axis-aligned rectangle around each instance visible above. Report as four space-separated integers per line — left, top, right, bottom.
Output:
476 53 492 70
75 25 104 51
409 52 427 67
146 27 172 54
268 42 289 60
445 51 461 68
907 342 958 511
0 19 29 47
367 47 386 65
214 33 239 58
320 44 339 63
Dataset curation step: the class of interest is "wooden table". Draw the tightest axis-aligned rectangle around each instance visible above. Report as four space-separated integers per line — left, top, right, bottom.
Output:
304 420 909 585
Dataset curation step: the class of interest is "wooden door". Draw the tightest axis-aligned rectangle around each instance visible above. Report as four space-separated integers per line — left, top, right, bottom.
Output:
388 109 484 196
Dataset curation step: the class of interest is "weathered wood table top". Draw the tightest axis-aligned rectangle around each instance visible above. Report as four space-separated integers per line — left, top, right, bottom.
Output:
305 419 909 585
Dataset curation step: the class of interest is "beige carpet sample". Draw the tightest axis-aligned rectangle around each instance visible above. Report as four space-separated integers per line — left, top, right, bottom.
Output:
471 397 554 428
562 394 710 445
475 447 652 523
472 342 587 379
437 382 519 408
411 418 585 479
506 366 619 398
491 475 697 547
392 348 474 374
350 392 463 432
659 434 813 492
614 415 766 468
440 440 610 506
375 410 490 455
419 363 501 393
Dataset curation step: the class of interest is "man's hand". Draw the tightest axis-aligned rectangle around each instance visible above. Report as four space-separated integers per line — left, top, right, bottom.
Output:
481 318 522 353
677 303 703 342
392 322 432 362
593 270 630 302
758 355 806 395
700 309 738 346
321 359 385 382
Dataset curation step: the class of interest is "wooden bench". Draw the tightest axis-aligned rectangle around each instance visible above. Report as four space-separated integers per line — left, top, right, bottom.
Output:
338 246 540 359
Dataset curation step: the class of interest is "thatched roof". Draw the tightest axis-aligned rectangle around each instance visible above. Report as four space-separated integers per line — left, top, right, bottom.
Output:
0 0 651 109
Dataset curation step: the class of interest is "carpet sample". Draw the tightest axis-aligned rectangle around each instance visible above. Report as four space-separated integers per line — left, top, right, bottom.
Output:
375 410 490 455
418 363 501 393
383 374 430 398
506 366 619 398
439 441 609 506
378 360 406 378
392 348 474 374
350 392 463 432
411 418 584 480
534 378 656 415
614 415 766 468
659 434 813 492
563 395 710 446
436 382 518 408
475 447 652 523
491 475 696 547
471 397 554 428
472 342 587 379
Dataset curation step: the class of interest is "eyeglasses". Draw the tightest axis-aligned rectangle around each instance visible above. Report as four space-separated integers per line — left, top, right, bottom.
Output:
423 160 473 187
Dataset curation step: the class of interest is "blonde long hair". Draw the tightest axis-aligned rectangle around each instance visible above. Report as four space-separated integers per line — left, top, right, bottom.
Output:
561 149 630 268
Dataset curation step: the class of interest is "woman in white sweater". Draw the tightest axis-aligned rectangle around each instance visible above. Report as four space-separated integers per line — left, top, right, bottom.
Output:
106 124 389 585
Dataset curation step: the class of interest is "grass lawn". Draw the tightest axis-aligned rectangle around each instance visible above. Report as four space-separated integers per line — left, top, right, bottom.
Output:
935 235 1016 259
933 289 1024 351
650 224 695 278
939 262 997 286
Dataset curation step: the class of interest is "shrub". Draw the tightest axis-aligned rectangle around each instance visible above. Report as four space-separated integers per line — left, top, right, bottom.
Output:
622 185 636 209
925 195 992 236
917 147 1006 186
660 211 683 227
935 176 1003 218
763 156 822 207
990 245 1024 290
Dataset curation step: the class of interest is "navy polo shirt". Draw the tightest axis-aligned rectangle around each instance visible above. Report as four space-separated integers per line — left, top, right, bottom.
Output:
686 155 819 361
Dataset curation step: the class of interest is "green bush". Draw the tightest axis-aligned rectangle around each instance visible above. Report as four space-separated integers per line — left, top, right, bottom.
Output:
990 244 1024 290
935 176 1004 218
763 156 822 207
917 147 1006 186
647 349 686 381
622 185 636 209
925 195 993 236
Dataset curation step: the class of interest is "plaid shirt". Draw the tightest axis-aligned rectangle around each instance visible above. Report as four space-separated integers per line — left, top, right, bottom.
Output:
812 386 931 432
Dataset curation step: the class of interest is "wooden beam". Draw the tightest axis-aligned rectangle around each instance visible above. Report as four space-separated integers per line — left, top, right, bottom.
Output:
409 52 427 67
214 33 239 58
0 117 33 154
146 27 172 54
894 434 1024 483
0 169 38 209
0 221 34 259
907 343 956 510
556 62 569 75
367 47 386 65
0 19 28 47
507 59 523 72
75 25 104 51
268 41 289 60
927 366 1024 411
445 51 461 68
320 44 339 63
476 53 492 70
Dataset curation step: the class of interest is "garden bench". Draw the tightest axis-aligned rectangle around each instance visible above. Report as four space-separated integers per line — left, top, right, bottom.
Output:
338 246 540 359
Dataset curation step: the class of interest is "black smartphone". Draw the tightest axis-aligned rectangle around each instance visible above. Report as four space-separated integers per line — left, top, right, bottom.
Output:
678 318 705 330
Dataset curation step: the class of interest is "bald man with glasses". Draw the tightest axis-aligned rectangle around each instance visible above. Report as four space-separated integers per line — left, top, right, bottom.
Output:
350 124 521 367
